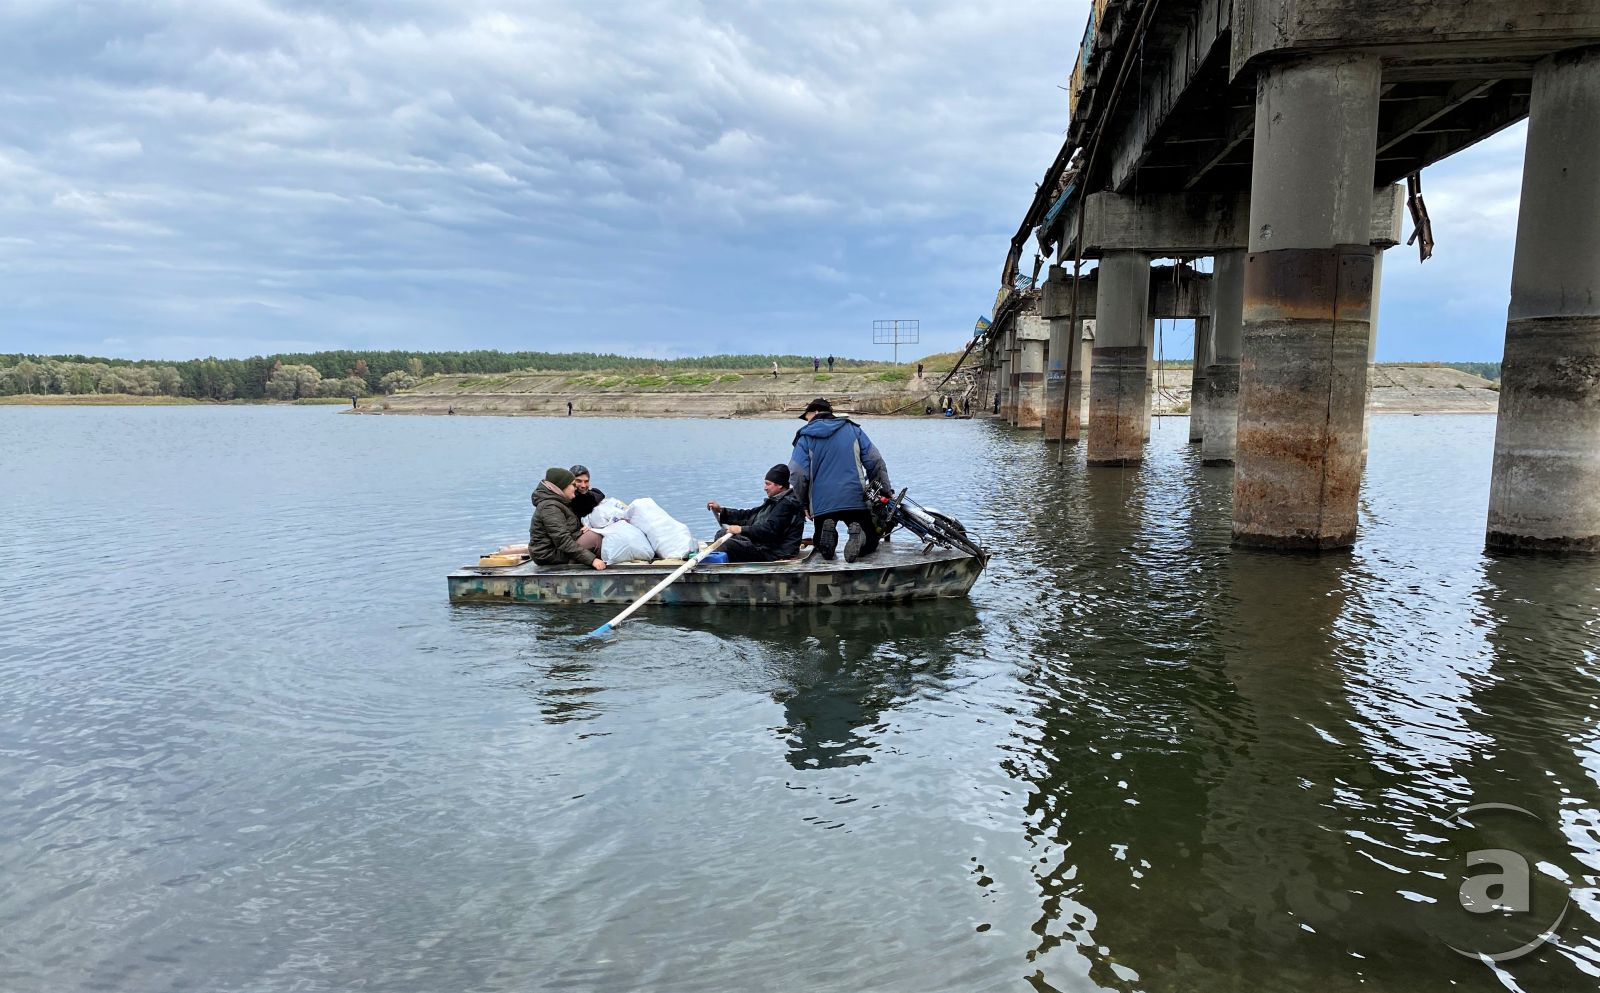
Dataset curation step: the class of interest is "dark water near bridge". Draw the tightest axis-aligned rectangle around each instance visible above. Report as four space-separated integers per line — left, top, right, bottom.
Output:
2 407 1597 992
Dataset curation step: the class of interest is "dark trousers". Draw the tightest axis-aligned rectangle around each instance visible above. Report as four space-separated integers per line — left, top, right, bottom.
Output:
722 535 780 563
812 509 877 557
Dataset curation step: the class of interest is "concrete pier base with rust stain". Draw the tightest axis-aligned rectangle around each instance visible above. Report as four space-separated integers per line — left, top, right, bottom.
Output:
1088 347 1150 465
1088 251 1152 466
1233 247 1374 549
1015 315 1049 429
1233 53 1380 551
1488 46 1600 552
1043 318 1069 441
1044 319 1089 442
1202 249 1245 465
1188 316 1213 443
998 350 1014 424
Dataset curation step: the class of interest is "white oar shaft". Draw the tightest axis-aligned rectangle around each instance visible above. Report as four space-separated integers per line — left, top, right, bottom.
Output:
601 530 734 630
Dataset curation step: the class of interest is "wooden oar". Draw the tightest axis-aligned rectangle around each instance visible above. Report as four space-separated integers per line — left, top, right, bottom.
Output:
581 531 734 639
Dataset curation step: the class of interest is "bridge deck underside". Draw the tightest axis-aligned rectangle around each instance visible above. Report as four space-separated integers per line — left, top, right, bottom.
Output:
1108 43 1536 197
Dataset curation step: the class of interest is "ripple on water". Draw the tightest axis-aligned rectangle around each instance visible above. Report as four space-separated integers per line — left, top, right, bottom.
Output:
0 408 1597 991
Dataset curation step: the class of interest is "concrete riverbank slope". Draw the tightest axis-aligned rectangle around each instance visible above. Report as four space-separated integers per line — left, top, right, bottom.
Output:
355 363 1498 418
354 366 948 418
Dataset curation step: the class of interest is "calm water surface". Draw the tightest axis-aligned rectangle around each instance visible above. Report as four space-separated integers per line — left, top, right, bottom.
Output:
2 407 1598 992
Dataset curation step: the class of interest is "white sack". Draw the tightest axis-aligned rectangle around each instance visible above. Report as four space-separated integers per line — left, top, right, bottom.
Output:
585 497 631 529
598 521 655 564
624 497 696 559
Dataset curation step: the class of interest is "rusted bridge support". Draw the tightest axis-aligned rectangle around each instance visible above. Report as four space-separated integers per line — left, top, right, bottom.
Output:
1202 249 1245 465
998 341 1014 423
1015 311 1049 429
1007 326 1021 425
1189 316 1213 443
1071 328 1091 440
1088 251 1152 466
1487 46 1600 552
1234 54 1380 550
1359 252 1385 467
1044 315 1083 442
1141 318 1156 442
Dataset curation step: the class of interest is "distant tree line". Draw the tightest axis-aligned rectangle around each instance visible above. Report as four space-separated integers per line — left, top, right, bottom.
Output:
1438 361 1501 382
0 350 876 400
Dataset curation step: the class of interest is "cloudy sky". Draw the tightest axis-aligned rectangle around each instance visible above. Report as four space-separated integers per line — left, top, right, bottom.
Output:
0 0 1525 362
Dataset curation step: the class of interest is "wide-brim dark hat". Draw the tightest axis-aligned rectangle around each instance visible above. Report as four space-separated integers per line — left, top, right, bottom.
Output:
799 397 832 420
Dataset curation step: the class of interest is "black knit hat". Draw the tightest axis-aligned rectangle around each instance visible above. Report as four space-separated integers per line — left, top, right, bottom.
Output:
765 464 791 486
799 397 832 419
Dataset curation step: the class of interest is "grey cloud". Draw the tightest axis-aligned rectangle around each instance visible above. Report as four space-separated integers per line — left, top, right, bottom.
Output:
0 0 1525 361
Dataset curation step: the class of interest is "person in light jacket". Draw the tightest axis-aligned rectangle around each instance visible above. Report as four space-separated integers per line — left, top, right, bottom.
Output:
787 398 892 561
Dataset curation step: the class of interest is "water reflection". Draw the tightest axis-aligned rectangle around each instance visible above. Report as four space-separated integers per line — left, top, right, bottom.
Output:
12 409 1600 993
669 603 984 770
1454 556 1600 978
1002 456 1249 991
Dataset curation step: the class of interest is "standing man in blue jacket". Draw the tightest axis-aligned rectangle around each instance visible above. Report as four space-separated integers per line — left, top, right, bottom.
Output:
788 398 893 561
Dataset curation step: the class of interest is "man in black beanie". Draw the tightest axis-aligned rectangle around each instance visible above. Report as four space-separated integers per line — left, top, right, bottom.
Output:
705 464 806 563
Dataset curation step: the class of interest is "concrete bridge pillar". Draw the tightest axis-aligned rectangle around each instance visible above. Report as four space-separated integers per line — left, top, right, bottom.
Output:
1045 317 1093 442
1044 316 1074 441
1088 251 1152 466
1234 53 1381 550
1189 316 1214 443
1487 46 1600 552
1015 313 1049 429
1203 249 1246 465
998 344 1013 423
1006 327 1022 425
1359 251 1385 467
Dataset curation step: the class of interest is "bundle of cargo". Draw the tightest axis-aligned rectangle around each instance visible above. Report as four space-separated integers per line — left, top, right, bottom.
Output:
582 496 697 564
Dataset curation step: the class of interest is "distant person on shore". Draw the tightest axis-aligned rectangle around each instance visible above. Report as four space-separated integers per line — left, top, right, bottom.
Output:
568 464 606 520
350 394 358 409
916 362 924 379
813 357 820 373
827 355 834 372
789 398 892 562
772 361 780 380
530 468 606 571
567 400 573 416
705 464 805 563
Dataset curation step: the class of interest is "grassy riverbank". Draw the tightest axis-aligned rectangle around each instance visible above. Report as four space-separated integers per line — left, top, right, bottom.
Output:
357 358 1498 418
359 355 970 418
0 359 1500 417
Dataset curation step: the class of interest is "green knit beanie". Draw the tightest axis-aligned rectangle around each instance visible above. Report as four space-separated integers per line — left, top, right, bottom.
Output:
545 467 575 489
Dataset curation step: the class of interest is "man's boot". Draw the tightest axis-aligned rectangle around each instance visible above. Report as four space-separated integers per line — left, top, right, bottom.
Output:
813 522 838 560
844 523 865 562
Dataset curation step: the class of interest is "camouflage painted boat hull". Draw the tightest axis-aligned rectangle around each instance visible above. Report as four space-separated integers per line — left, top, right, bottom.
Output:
447 540 984 606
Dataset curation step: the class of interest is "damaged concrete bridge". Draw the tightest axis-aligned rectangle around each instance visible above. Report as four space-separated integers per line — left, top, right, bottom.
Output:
971 0 1600 552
